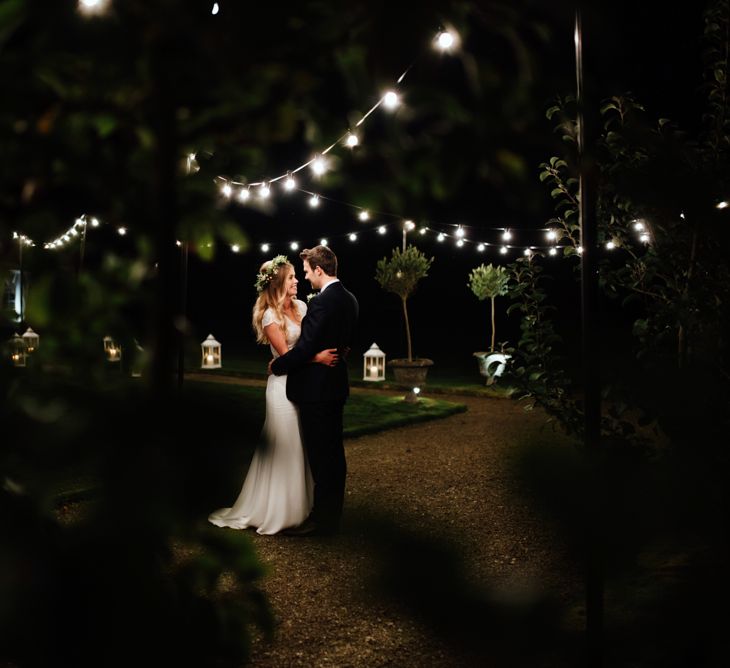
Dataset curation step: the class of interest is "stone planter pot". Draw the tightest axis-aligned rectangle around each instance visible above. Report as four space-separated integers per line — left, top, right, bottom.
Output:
473 351 511 385
388 358 434 386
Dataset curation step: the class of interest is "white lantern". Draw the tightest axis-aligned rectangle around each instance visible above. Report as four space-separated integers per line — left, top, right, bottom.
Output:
201 334 222 369
9 333 26 367
363 343 386 382
22 327 39 353
103 335 122 363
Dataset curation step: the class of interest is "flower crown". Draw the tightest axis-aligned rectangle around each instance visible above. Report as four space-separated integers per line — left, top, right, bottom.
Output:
255 255 289 293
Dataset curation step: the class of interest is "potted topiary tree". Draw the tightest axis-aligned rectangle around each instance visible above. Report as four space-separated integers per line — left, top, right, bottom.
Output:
375 245 434 387
468 263 511 384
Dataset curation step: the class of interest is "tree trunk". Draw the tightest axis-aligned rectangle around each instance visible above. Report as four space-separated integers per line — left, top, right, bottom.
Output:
678 221 699 369
490 296 496 351
402 296 412 362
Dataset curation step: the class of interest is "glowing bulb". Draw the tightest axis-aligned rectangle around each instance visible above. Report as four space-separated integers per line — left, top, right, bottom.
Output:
577 246 584 255
238 187 251 202
437 233 445 242
358 210 369 221
546 229 557 241
290 242 299 251
500 246 508 255
345 132 359 148
231 244 240 253
349 233 357 241
63 235 70 242
477 243 485 252
221 183 232 198
383 91 399 109
436 31 456 51
413 386 421 395
284 174 296 191
12 232 18 239
320 238 328 246
75 217 85 227
90 217 100 227
176 240 182 247
455 226 465 238
404 220 416 231
680 212 686 219
632 220 645 231
378 226 387 234
118 227 127 236
261 243 270 253
259 182 271 198
717 201 728 210
606 240 616 250
211 2 219 15
549 247 558 256
502 229 512 241
456 239 464 247
309 194 320 208
419 228 427 235
78 0 109 16
523 248 532 256
311 155 327 175
70 228 79 236
639 233 650 243
206 353 214 364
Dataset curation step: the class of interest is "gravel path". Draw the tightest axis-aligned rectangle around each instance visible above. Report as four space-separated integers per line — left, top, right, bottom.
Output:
235 385 582 667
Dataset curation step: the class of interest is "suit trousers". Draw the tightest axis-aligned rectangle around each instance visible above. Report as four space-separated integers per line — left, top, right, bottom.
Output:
298 401 347 531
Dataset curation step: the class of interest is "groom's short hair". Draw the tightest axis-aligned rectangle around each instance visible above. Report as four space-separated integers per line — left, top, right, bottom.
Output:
300 245 338 277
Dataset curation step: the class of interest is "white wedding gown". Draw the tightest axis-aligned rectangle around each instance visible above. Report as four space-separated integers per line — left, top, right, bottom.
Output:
208 300 313 534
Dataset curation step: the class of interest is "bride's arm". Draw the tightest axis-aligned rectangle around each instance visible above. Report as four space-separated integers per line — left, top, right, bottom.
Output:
264 323 289 357
265 324 338 366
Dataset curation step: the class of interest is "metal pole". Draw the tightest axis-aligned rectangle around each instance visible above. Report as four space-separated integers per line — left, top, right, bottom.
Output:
18 237 24 323
575 7 603 666
177 240 189 391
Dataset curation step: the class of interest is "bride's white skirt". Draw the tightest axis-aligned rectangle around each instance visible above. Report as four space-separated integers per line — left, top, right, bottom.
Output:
208 374 313 535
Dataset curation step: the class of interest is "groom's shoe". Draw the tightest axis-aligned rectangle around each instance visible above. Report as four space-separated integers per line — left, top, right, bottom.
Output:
281 518 319 537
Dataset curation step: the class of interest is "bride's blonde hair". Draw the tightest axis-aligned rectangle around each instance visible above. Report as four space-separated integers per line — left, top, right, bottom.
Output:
252 258 294 344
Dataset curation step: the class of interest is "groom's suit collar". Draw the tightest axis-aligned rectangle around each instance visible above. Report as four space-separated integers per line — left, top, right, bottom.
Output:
318 278 340 294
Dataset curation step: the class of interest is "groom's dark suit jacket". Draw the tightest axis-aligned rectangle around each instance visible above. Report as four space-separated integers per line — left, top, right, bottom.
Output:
271 281 359 404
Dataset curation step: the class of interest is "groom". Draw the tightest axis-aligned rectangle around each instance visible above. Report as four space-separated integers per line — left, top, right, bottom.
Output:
270 245 359 535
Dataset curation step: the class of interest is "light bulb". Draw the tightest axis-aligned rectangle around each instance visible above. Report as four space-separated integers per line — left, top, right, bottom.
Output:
378 226 386 234
419 227 427 235
238 187 250 202
383 91 399 109
320 238 328 246
413 386 421 395
284 174 296 191
349 233 357 241
358 210 369 221
523 248 532 256
577 246 584 254
456 239 464 247
477 243 485 252
290 242 299 251
436 31 456 51
221 183 232 198
717 201 728 210
211 2 219 15
75 217 85 227
176 240 182 247
502 229 512 241
606 240 616 250
404 220 416 231
639 233 650 243
90 217 100 227
546 230 557 240
78 0 109 16
259 182 271 198
345 132 359 148
455 226 465 238
231 244 240 253
632 220 645 231
437 233 445 242
261 243 270 253
549 247 558 256
309 194 320 208
118 227 127 236
500 246 508 255
311 155 327 175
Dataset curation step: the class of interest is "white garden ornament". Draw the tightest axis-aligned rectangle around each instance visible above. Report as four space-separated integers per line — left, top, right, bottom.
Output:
201 334 222 369
22 327 39 353
363 343 386 382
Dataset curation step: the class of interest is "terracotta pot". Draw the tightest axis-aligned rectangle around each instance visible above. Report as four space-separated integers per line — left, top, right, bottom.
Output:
388 358 434 386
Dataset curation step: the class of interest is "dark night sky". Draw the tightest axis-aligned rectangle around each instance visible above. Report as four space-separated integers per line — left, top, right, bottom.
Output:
183 2 709 371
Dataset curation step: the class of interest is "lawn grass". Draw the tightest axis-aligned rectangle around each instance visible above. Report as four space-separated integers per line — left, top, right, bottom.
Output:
182 378 467 438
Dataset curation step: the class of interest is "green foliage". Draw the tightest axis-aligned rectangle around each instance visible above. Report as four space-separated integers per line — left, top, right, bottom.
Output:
468 263 510 352
375 246 433 362
467 263 510 302
375 245 433 301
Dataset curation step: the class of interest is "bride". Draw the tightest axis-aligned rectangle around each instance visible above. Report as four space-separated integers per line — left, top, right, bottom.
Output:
208 256 338 535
